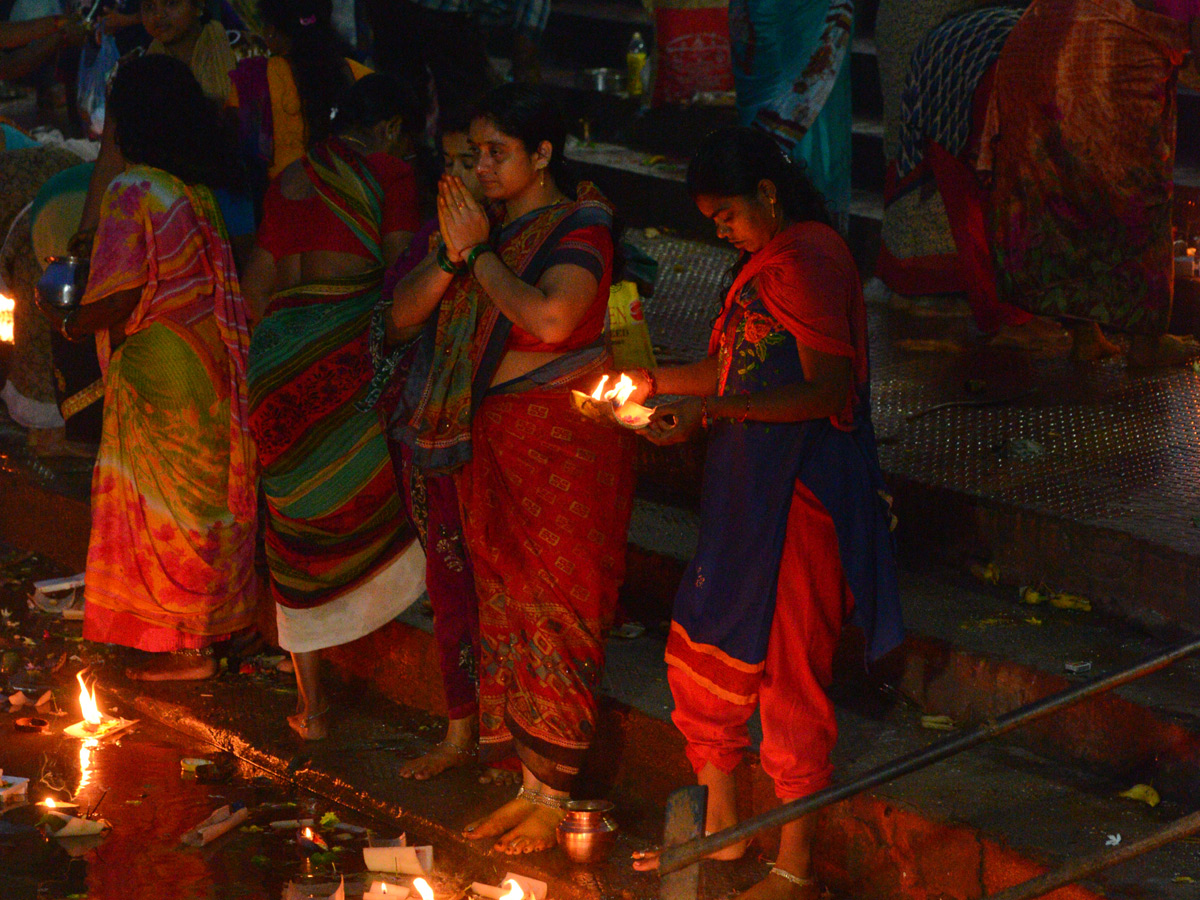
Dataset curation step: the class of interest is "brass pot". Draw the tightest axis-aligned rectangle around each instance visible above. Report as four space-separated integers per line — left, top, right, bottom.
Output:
556 799 618 864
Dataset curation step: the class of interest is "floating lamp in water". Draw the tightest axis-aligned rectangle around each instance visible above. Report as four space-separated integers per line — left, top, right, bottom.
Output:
64 671 137 740
363 880 411 900
38 797 111 837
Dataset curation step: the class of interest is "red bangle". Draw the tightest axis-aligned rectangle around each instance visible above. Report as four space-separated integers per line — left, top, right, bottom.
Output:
636 367 657 398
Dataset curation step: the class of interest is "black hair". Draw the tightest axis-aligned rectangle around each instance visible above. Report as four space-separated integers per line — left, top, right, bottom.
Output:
108 54 243 192
471 82 577 195
331 72 425 138
258 0 352 147
686 126 831 228
438 103 475 139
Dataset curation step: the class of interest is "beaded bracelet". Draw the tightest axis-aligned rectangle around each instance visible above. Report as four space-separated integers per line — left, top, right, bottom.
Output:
436 244 467 275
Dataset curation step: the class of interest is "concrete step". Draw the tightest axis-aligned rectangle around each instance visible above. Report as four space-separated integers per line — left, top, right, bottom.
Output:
7 437 1200 895
71 590 1200 900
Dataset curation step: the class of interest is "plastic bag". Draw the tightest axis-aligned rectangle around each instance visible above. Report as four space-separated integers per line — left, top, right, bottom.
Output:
76 33 120 139
608 280 657 371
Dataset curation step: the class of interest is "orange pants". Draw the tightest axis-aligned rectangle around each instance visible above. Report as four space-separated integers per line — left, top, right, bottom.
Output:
668 480 853 801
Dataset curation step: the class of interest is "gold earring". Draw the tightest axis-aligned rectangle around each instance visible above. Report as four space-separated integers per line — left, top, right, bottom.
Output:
540 169 546 187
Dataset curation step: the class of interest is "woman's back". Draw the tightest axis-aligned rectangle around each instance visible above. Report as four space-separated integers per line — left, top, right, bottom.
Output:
256 144 418 289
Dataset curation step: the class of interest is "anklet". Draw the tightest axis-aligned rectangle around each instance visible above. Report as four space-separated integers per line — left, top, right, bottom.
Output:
517 786 572 810
769 867 814 888
438 740 475 758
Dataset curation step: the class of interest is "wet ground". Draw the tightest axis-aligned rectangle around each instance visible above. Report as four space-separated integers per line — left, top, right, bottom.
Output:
0 547 446 900
1 713 404 900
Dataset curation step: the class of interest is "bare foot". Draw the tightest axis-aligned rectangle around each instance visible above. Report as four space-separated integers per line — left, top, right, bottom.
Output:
735 870 819 900
699 763 749 861
494 804 565 854
479 766 521 786
287 706 329 741
1070 321 1122 362
463 793 537 842
398 741 474 780
126 650 217 682
1127 333 1200 368
631 849 661 871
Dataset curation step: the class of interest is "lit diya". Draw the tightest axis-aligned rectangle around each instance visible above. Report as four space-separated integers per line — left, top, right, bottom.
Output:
63 671 137 740
570 374 654 430
38 797 111 837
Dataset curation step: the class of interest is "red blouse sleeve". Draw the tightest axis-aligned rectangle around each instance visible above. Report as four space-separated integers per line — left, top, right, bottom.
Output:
370 154 421 236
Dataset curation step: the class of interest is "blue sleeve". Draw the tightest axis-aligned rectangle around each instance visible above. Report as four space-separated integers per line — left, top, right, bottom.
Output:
212 188 255 239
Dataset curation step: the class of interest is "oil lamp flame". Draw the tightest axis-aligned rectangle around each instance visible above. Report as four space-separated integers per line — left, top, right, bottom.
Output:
76 671 102 726
303 827 314 840
0 293 13 344
589 373 635 406
413 877 434 900
44 797 58 809
498 880 525 900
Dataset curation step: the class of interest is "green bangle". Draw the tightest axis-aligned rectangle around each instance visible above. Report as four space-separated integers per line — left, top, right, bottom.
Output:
465 243 493 272
59 310 77 342
436 244 467 275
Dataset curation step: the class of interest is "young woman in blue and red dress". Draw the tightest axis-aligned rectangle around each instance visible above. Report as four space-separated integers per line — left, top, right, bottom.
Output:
628 126 903 900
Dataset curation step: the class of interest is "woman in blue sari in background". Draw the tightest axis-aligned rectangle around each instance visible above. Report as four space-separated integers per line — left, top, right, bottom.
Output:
729 0 853 225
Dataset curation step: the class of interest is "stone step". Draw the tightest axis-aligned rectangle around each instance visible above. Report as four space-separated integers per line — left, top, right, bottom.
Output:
98 596 1200 900
624 499 1200 810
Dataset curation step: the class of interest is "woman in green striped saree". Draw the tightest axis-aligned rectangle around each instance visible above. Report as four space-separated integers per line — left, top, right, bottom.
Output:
243 74 425 740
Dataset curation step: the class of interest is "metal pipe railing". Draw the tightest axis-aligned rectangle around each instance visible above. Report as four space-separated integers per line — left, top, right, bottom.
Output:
659 635 1200 875
986 808 1200 900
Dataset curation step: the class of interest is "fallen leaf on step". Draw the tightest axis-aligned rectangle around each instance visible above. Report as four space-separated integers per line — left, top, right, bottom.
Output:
1020 586 1044 605
1118 784 1160 807
968 562 1000 585
1025 616 1043 626
1105 834 1121 847
921 715 956 732
1050 592 1091 612
1173 876 1195 883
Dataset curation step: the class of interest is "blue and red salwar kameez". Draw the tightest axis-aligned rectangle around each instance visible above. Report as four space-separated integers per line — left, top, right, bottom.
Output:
665 221 903 800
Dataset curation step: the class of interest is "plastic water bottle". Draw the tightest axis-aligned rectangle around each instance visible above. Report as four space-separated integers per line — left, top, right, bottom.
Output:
626 31 647 97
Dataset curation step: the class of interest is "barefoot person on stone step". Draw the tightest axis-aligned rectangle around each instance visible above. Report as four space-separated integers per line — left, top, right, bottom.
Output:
387 83 634 854
626 127 903 898
374 108 520 786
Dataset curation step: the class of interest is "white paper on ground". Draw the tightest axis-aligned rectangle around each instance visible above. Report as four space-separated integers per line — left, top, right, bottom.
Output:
47 813 110 837
470 874 548 900
0 774 29 802
180 804 250 847
362 844 431 874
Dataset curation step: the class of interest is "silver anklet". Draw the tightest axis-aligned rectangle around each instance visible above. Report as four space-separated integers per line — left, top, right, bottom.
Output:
517 786 572 810
769 867 814 888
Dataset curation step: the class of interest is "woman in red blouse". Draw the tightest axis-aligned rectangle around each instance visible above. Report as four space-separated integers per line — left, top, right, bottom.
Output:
242 74 425 741
388 83 635 854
